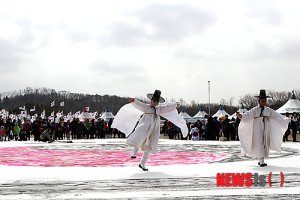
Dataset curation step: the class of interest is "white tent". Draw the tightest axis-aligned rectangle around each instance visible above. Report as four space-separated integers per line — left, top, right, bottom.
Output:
193 110 208 119
277 91 300 114
179 111 191 119
78 112 94 122
100 110 115 121
212 105 230 118
179 111 193 122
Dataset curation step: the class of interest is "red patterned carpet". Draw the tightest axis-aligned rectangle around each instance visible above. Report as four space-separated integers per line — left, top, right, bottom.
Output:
0 146 227 167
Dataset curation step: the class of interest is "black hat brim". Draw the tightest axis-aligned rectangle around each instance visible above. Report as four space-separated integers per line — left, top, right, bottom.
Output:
254 95 271 98
147 94 165 103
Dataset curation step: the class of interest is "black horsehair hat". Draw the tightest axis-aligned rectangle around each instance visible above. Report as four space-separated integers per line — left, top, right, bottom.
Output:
147 90 165 103
255 89 271 99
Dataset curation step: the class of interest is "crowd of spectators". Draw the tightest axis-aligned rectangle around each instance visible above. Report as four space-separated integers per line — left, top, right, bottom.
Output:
0 112 298 142
0 116 124 142
162 115 240 141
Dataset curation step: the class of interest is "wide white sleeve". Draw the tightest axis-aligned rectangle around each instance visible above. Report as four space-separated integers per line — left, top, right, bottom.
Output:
160 108 189 137
158 102 177 114
111 103 143 136
241 108 255 121
269 108 290 151
238 108 256 155
131 99 148 112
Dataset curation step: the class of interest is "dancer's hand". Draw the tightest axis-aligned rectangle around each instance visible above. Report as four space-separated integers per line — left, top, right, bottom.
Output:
129 98 135 103
236 112 242 119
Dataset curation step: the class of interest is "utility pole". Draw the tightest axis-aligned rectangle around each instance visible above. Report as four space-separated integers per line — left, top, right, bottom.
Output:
208 81 211 116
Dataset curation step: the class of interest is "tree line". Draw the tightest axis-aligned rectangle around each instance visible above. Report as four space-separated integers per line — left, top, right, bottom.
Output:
0 87 128 116
0 87 298 116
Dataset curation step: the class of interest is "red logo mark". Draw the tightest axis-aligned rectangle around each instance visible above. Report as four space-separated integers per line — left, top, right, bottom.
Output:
216 172 284 187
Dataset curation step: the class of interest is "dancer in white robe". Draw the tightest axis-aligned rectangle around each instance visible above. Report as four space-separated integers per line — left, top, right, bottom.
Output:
236 90 290 167
112 90 188 171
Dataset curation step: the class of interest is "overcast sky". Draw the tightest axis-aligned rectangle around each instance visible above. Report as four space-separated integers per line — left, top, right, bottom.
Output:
0 0 300 105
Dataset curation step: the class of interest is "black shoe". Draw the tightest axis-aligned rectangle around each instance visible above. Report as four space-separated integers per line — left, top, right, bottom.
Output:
139 164 148 171
258 162 267 167
131 155 136 159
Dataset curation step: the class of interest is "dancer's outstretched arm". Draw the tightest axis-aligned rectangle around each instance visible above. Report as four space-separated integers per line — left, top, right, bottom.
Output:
129 98 148 112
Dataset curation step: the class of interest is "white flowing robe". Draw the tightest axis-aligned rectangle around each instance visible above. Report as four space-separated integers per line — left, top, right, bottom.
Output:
112 100 188 153
238 106 290 158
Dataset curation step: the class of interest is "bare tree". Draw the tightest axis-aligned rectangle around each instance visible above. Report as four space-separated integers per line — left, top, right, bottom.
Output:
267 90 289 109
239 94 258 109
220 97 234 106
220 98 227 106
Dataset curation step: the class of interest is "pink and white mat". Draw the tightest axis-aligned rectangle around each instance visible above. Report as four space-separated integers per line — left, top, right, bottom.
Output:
0 145 227 167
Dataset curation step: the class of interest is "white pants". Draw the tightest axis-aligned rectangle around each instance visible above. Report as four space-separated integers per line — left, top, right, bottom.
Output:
133 146 150 167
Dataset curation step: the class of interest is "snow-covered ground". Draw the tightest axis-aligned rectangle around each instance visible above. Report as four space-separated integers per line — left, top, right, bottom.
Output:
0 139 299 199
